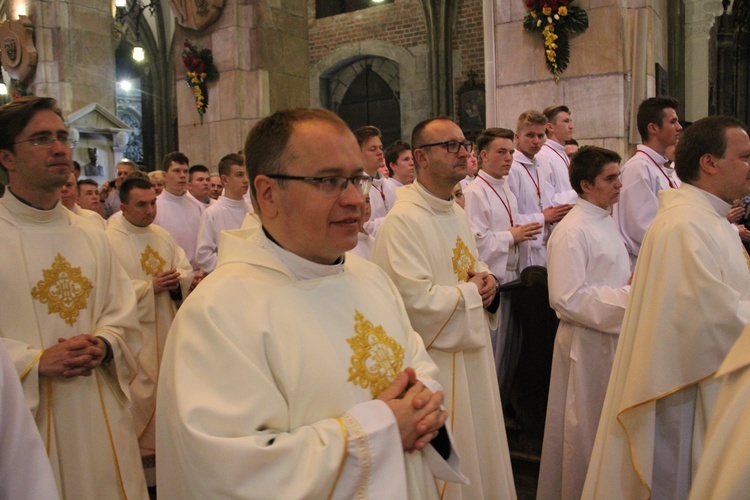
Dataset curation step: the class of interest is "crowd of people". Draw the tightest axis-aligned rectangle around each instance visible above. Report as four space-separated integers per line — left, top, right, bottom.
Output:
0 94 749 500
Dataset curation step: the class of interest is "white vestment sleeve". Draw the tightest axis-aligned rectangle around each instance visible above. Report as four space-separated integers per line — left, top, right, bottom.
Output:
463 187 515 278
547 228 630 334
195 209 219 273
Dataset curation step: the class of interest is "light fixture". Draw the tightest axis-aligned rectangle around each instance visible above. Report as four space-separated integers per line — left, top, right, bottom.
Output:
115 0 160 61
0 83 7 95
119 79 132 91
132 46 145 62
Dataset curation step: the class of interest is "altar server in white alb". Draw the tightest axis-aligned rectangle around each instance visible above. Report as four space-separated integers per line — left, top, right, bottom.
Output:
538 146 631 500
0 96 147 499
583 116 750 499
156 108 465 499
535 104 578 206
196 152 254 274
106 176 193 486
373 117 516 499
507 110 572 268
153 151 205 283
357 125 396 235
613 96 683 269
463 127 541 407
60 171 106 229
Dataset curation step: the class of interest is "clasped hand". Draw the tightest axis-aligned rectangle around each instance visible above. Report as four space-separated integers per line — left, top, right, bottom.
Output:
39 334 107 378
377 367 447 452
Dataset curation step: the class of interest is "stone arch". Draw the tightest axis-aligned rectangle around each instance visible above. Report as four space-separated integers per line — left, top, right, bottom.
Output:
311 40 429 142
327 57 400 115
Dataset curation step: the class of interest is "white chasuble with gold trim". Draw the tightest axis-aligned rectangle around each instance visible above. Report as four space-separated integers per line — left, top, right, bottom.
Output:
0 193 147 499
372 181 516 500
156 225 463 499
106 216 193 468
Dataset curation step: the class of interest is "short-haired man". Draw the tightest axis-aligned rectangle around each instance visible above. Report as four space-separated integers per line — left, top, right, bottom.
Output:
536 104 578 205
355 125 396 235
613 96 683 269
209 172 222 200
187 164 215 206
538 146 630 500
106 176 193 487
153 151 206 281
507 110 572 268
565 138 580 160
463 128 542 407
157 108 463 498
103 159 137 218
459 149 479 190
373 116 517 499
583 116 750 499
196 153 254 273
384 139 415 187
60 171 106 229
0 96 147 498
78 177 105 217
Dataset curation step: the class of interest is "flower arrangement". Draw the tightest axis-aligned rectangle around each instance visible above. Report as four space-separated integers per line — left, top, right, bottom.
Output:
523 0 589 82
181 40 219 122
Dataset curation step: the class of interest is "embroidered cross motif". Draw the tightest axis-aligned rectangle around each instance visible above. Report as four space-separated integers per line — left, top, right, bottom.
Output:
452 236 476 282
31 253 93 326
346 310 405 397
140 245 166 277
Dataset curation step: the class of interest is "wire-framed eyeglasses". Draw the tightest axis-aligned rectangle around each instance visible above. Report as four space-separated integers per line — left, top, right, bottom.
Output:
13 133 78 150
267 174 372 197
417 140 473 154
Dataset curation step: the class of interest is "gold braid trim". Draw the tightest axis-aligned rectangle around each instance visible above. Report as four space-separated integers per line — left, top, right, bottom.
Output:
327 418 349 500
20 349 45 381
615 371 717 498
427 288 461 349
95 373 128 498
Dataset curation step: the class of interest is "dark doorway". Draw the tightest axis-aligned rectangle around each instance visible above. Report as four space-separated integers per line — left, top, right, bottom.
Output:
338 67 401 147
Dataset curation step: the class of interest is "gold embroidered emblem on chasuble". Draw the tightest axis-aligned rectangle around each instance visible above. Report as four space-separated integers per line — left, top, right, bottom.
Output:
451 236 476 282
31 253 93 326
140 245 166 276
347 310 405 397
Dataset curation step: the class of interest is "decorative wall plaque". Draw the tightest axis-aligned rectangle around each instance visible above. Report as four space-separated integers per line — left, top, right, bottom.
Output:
170 0 224 31
0 16 38 83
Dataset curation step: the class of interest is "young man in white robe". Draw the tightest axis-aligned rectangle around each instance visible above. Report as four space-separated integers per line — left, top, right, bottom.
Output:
0 96 148 499
156 108 465 499
357 125 396 236
153 151 205 287
535 105 578 206
103 159 136 218
463 127 541 408
583 116 750 499
106 176 193 487
507 110 572 268
372 117 517 499
196 153 253 273
613 96 684 270
385 140 415 188
60 170 106 230
538 146 631 500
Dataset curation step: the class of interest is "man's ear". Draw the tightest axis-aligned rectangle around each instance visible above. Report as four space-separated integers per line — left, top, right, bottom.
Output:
647 122 660 139
698 153 718 177
254 175 278 218
0 149 16 174
413 148 428 171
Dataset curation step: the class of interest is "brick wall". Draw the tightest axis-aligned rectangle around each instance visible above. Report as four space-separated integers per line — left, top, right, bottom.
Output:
308 0 428 63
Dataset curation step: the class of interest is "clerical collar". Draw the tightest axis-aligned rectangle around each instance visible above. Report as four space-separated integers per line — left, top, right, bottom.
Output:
414 180 455 212
261 226 345 280
684 183 732 216
576 197 610 217
9 188 59 211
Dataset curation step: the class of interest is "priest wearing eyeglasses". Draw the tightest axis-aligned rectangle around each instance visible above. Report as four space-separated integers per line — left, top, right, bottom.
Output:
156 108 465 499
372 116 517 499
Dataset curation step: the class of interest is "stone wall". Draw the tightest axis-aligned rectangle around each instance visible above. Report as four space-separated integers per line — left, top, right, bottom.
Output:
488 0 672 157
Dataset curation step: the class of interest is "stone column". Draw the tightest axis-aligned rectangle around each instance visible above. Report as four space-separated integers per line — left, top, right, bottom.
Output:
29 0 116 115
176 0 310 167
683 0 724 122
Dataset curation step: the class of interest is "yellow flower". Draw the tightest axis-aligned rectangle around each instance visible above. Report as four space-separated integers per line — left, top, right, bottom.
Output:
530 10 537 18
542 7 551 16
558 6 568 16
546 49 556 62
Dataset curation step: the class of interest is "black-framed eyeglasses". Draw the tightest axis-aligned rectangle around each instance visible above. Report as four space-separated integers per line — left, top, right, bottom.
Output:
13 133 78 150
266 174 372 196
417 140 473 154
